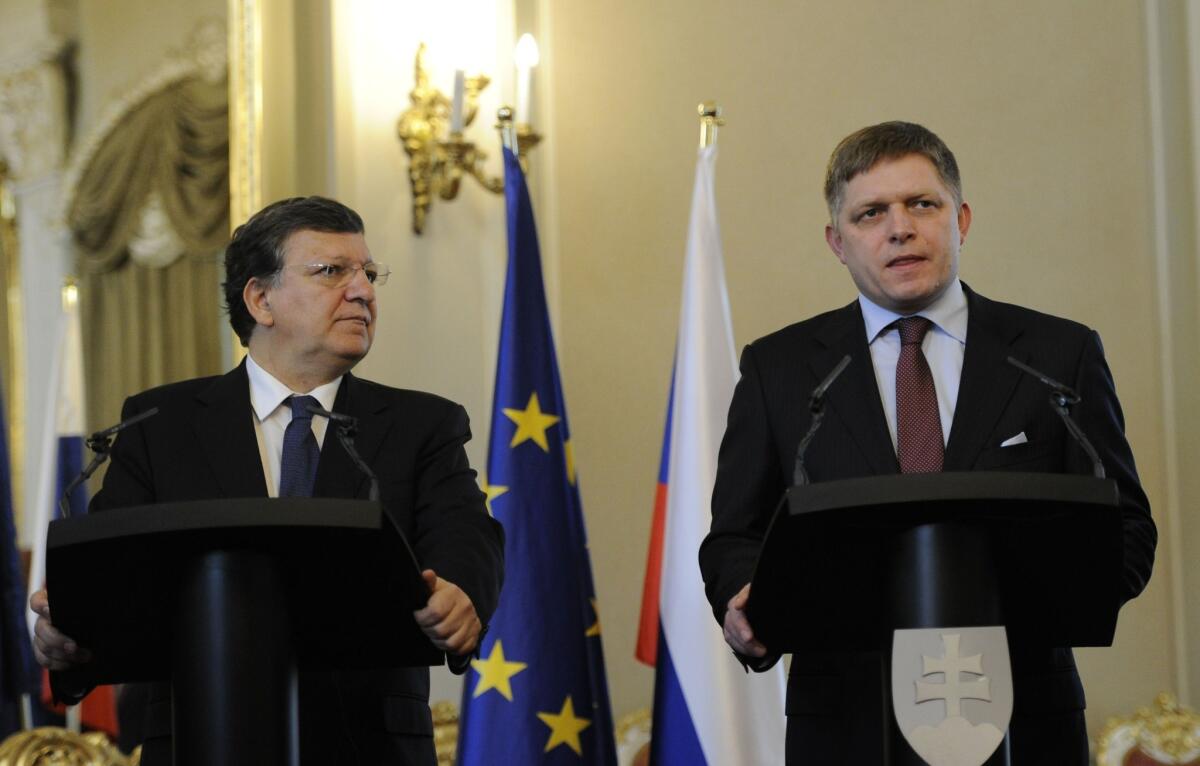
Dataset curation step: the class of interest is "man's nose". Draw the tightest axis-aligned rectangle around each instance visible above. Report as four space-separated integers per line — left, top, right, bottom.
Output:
344 267 375 301
888 206 916 243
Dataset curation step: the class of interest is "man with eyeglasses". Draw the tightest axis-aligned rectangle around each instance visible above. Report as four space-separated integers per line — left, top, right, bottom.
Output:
30 196 505 765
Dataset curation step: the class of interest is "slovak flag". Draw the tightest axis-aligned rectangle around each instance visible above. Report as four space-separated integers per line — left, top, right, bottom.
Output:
26 287 117 735
636 144 785 764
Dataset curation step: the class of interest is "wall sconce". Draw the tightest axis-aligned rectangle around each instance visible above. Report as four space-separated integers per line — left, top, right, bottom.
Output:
396 40 542 235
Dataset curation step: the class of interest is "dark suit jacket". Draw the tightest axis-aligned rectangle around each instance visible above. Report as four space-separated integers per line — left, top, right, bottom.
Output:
91 361 505 766
699 285 1156 764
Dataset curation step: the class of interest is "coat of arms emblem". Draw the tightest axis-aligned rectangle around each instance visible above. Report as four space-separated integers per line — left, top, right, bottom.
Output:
891 627 1013 766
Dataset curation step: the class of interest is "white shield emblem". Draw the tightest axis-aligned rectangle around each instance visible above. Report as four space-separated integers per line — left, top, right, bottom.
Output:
891 626 1013 766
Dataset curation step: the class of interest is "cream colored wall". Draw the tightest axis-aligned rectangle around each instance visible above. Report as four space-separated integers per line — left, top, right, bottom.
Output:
279 0 1187 738
319 0 517 704
21 0 1193 747
74 0 224 136
1146 0 1200 720
545 0 1180 740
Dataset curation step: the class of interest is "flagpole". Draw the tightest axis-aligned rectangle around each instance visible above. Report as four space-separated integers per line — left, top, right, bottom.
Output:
497 106 517 153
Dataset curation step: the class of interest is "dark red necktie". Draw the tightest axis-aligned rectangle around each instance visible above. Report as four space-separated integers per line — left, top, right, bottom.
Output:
895 317 944 473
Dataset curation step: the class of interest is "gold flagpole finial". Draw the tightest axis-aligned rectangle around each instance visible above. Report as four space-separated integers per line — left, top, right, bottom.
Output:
698 102 724 149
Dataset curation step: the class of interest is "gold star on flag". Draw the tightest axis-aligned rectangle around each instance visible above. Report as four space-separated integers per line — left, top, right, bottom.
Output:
503 392 560 452
470 641 527 701
480 474 508 515
585 598 601 637
537 695 591 755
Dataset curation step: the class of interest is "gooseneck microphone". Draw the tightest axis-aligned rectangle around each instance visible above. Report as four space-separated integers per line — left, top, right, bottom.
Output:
58 407 160 518
1006 356 1105 479
793 355 852 486
306 403 380 502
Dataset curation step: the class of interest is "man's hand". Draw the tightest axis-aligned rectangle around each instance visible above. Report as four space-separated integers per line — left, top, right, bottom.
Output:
29 589 91 670
722 583 767 658
413 569 482 656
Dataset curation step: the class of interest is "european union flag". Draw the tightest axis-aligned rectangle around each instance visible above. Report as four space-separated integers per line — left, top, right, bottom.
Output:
457 146 616 765
0 388 38 736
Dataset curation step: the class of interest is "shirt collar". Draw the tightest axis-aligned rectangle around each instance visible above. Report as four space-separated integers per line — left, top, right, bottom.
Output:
245 353 343 421
859 278 968 345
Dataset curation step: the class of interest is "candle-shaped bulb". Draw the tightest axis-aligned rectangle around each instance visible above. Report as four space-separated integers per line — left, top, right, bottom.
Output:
514 34 539 125
450 70 465 134
515 33 540 68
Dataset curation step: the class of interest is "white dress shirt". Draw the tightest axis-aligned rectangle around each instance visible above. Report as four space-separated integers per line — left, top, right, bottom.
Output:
245 353 343 497
858 278 969 453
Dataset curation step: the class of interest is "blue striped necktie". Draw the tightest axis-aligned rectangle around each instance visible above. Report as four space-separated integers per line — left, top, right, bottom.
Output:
279 395 320 497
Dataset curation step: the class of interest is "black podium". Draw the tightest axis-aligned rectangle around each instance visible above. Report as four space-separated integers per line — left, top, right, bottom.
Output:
45 498 443 766
747 471 1123 765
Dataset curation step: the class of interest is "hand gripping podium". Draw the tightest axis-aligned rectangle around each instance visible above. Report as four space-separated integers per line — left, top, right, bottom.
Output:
45 498 442 766
746 471 1123 766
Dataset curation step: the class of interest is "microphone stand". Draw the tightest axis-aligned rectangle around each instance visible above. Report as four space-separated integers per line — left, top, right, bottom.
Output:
58 407 159 518
1006 356 1105 478
306 404 380 502
793 355 851 486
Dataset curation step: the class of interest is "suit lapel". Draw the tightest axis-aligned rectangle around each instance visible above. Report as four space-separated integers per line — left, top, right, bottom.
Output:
312 373 394 499
943 286 1026 470
193 361 269 498
813 302 899 475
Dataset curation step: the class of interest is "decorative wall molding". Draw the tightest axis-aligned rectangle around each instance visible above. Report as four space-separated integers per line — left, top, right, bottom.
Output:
60 17 227 220
0 34 69 79
0 59 69 182
228 0 262 228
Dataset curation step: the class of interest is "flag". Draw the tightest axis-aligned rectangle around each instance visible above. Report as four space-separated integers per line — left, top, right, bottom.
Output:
636 144 786 764
0 381 39 736
457 146 616 766
26 291 118 735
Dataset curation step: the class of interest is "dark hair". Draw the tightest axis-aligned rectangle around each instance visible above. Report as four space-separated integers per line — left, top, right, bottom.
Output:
223 196 365 346
824 121 962 221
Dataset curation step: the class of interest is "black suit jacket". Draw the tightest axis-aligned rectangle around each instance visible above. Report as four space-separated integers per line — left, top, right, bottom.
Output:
92 361 505 766
699 285 1156 763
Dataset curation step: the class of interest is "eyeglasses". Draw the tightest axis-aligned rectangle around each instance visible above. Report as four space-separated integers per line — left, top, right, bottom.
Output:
280 262 391 288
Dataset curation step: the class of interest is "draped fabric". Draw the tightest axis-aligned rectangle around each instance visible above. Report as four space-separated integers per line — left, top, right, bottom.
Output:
67 74 228 431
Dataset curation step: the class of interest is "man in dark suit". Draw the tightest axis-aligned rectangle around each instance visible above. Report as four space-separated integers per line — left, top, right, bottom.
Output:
31 196 505 765
699 122 1156 765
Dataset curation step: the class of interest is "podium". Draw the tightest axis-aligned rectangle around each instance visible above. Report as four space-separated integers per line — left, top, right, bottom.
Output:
46 498 442 766
746 471 1123 765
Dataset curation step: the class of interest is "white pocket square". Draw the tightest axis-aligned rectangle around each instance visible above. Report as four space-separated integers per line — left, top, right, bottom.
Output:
1000 431 1028 447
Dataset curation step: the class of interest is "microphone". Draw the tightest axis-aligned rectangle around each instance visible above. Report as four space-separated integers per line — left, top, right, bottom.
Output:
793 355 851 486
58 407 160 518
1006 356 1105 478
306 403 380 502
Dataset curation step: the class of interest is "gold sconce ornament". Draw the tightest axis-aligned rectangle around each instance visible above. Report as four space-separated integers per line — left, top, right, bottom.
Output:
397 43 542 235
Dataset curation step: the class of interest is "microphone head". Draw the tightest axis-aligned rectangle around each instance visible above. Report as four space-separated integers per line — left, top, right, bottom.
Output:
306 403 359 436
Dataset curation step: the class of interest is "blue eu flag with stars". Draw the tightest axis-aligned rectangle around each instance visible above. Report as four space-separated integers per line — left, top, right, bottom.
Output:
457 147 617 766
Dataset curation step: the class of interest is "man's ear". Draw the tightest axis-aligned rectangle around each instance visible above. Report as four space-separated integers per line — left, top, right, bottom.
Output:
243 276 274 329
957 201 972 247
825 223 847 265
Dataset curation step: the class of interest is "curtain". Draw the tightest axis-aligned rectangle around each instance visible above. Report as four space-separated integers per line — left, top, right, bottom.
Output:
68 74 228 431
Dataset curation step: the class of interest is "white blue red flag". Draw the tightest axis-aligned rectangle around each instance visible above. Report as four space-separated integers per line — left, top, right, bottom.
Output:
27 291 117 734
636 144 786 764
